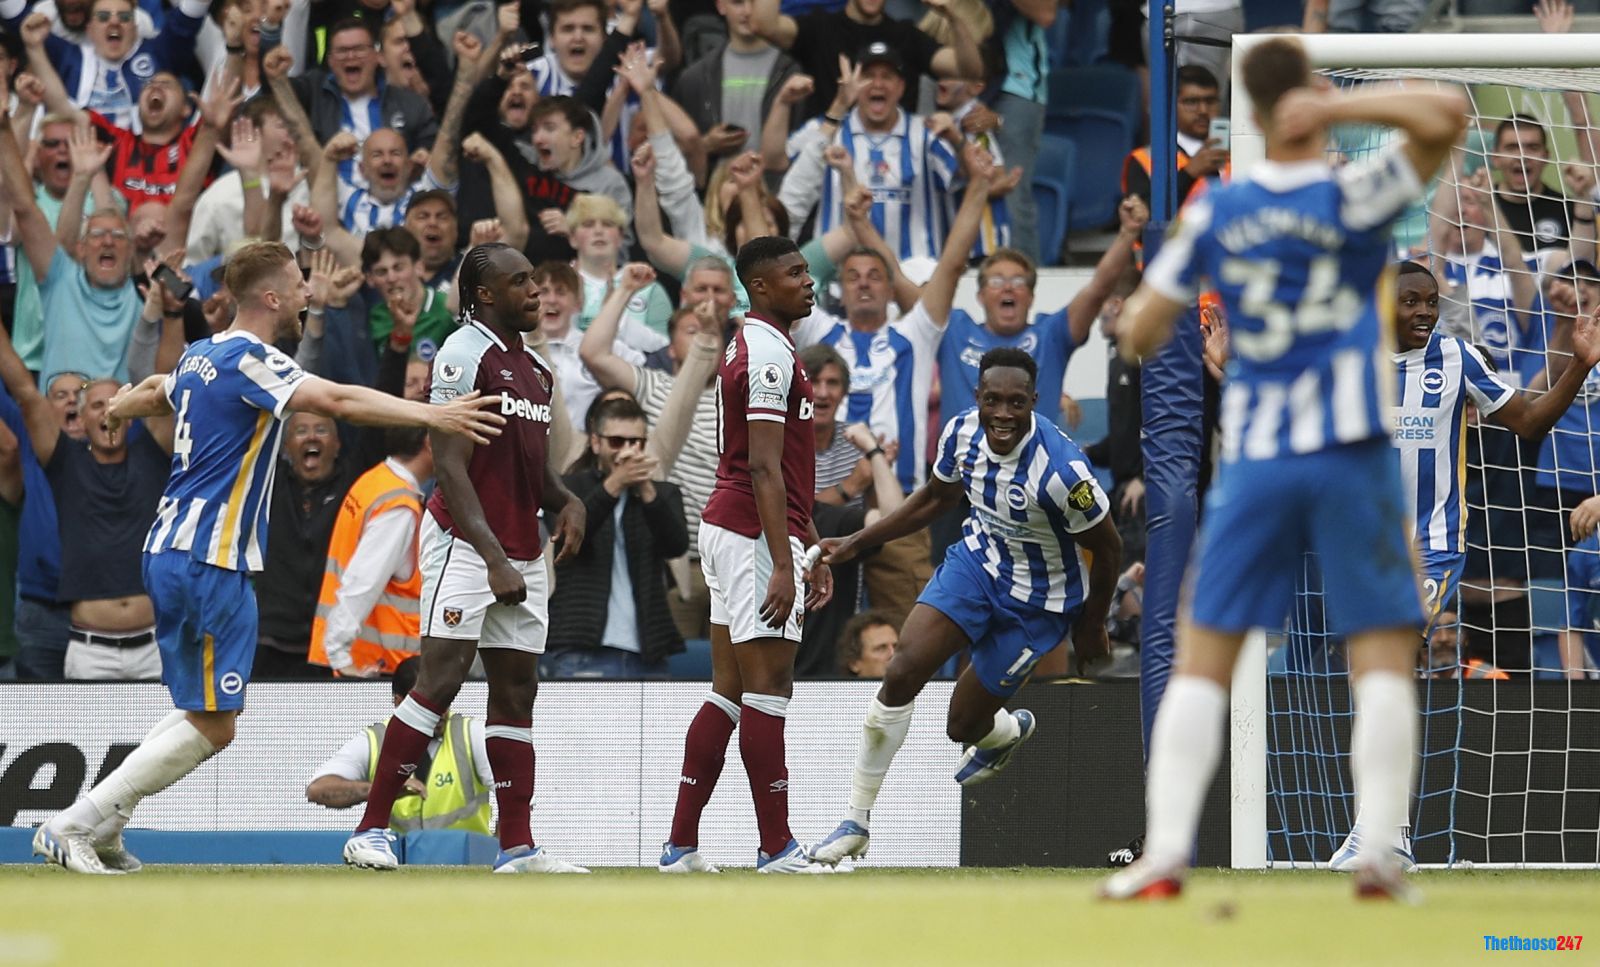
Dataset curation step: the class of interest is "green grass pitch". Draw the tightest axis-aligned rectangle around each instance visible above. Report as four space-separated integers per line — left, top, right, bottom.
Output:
1 867 1594 965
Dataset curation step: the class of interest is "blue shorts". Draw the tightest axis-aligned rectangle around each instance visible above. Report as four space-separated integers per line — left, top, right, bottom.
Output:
1419 548 1464 630
917 544 1078 698
142 551 259 712
1189 439 1424 636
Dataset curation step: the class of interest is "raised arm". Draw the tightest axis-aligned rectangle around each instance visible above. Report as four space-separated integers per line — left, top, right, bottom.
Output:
425 31 490 190
0 94 64 280
1275 82 1468 185
1497 306 1600 439
312 132 363 266
924 0 984 83
19 13 84 123
920 148 997 325
462 135 530 251
832 150 920 310
55 126 112 253
264 47 324 174
761 74 813 173
645 0 682 72
579 264 655 391
647 300 719 476
751 0 798 49
1066 195 1149 344
0 309 57 464
629 144 692 275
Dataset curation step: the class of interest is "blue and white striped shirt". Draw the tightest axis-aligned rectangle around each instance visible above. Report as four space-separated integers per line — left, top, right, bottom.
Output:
1440 243 1546 387
795 302 943 491
145 331 306 573
1392 331 1512 555
933 409 1109 613
786 109 959 262
1145 144 1423 463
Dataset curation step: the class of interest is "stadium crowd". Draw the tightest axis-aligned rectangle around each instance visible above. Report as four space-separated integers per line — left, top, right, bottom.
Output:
0 0 1595 688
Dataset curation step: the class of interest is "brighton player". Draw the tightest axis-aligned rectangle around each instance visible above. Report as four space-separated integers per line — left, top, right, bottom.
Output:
808 348 1121 866
31 241 503 874
1326 260 1600 871
1099 38 1468 900
343 243 590 874
660 236 833 874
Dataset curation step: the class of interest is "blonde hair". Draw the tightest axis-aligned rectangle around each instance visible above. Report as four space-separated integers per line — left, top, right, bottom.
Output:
917 0 992 46
703 159 736 247
223 240 296 301
565 193 627 234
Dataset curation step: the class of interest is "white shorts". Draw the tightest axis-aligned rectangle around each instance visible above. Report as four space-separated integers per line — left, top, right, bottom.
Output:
698 522 804 644
419 516 549 653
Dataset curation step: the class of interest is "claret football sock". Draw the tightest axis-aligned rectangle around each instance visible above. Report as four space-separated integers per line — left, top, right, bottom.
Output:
1142 675 1227 868
669 694 740 848
356 691 444 832
485 720 536 851
740 693 793 857
846 698 915 827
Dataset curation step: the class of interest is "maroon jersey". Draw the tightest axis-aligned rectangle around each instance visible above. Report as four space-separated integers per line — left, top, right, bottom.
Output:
703 314 815 541
89 112 204 213
426 319 554 560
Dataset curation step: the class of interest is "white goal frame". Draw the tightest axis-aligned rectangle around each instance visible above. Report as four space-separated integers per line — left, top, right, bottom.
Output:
1225 32 1600 870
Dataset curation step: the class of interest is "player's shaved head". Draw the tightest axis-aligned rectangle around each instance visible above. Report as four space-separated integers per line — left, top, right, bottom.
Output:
1241 37 1311 125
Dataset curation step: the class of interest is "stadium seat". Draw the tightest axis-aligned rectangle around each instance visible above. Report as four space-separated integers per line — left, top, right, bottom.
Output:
1241 0 1304 31
1045 8 1072 70
1062 0 1110 66
668 637 714 679
1033 134 1075 265
1045 66 1140 230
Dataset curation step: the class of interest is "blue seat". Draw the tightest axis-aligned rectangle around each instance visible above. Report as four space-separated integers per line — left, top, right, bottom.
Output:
667 637 713 679
1045 8 1072 70
1045 64 1140 142
1033 133 1075 265
1058 115 1132 230
1062 0 1110 66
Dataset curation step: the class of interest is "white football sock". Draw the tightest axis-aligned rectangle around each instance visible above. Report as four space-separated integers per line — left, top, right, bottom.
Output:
846 698 915 827
1142 676 1227 868
90 711 191 839
59 718 219 831
973 710 1021 750
1351 671 1416 863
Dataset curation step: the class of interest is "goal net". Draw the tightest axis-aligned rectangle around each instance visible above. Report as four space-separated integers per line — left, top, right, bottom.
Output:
1226 33 1600 869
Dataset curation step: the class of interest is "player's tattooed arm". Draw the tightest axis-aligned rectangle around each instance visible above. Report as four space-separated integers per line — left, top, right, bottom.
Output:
821 475 965 565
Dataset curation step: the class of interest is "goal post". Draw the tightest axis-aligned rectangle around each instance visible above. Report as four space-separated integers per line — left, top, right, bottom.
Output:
1223 32 1600 870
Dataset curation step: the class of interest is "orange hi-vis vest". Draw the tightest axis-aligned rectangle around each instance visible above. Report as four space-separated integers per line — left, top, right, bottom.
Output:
309 460 422 675
1120 145 1233 198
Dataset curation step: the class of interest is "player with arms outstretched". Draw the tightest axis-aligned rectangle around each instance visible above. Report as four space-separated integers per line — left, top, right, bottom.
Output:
1326 260 1600 870
1099 38 1468 901
659 236 834 874
808 347 1121 866
32 241 503 874
343 243 589 874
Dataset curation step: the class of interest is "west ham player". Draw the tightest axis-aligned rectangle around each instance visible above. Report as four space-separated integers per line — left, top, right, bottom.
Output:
344 243 590 874
1100 38 1468 900
808 348 1121 866
1326 260 1600 871
31 241 503 874
660 236 834 874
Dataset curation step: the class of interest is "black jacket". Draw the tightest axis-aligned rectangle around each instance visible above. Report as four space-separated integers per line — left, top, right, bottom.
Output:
548 470 689 663
671 42 800 144
255 458 362 654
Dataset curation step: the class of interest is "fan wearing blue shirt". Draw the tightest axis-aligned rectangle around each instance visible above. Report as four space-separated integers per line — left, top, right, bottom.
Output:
932 193 1146 431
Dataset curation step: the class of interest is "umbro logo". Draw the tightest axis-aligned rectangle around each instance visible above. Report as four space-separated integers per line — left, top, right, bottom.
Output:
769 779 789 792
399 764 419 776
500 369 513 378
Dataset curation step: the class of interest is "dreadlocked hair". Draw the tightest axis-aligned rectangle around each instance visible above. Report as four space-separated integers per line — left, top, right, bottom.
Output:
458 242 514 324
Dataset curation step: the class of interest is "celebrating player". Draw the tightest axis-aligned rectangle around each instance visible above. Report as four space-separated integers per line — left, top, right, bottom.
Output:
31 241 503 875
343 243 589 874
1099 38 1468 900
808 347 1121 867
659 236 833 874
1326 259 1600 871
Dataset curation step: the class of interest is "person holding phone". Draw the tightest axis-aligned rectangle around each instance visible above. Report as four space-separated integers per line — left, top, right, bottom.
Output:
1121 64 1231 210
671 0 802 161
